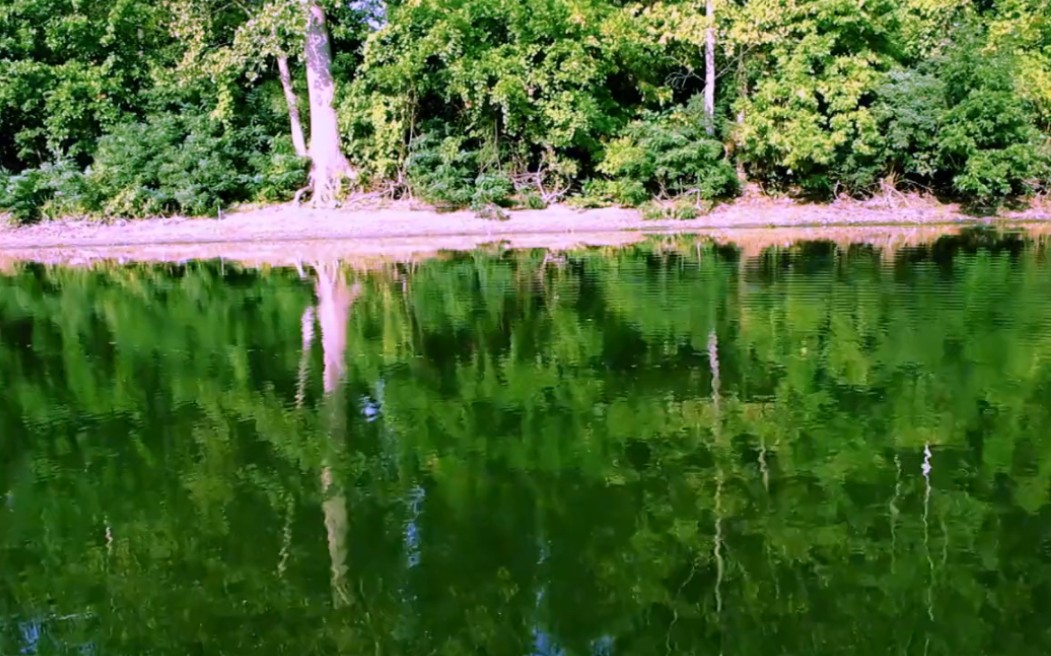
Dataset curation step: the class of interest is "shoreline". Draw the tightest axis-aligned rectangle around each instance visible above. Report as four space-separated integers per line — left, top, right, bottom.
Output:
1 197 1049 267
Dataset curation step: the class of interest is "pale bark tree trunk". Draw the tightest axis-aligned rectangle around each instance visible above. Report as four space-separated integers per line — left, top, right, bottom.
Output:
314 263 360 607
735 55 748 186
277 55 309 158
704 0 716 136
303 0 351 205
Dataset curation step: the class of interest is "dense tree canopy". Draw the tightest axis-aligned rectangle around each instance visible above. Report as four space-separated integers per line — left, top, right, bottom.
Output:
1 0 1049 220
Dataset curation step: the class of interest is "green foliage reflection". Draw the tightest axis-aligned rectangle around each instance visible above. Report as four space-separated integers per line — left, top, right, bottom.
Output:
2 233 1051 654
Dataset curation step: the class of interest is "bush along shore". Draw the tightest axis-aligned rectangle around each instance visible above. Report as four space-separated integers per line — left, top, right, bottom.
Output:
2 0 1050 226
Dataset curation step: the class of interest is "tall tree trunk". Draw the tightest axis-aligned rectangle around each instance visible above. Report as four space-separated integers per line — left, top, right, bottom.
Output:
735 54 748 186
303 0 351 206
277 55 308 158
704 0 716 136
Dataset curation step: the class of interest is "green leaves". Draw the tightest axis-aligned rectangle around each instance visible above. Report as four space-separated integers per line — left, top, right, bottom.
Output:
596 97 739 205
0 0 173 169
872 69 945 177
733 0 897 194
342 0 665 191
0 159 89 223
2 0 1050 215
726 0 1049 203
0 108 308 222
403 129 518 212
884 41 1047 206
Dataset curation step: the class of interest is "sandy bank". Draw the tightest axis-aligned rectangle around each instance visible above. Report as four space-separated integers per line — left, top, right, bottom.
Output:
0 197 1048 267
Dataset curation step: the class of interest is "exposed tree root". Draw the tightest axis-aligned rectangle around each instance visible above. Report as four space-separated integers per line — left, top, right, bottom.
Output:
293 185 312 205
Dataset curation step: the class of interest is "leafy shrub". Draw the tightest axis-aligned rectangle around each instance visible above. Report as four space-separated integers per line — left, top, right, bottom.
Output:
596 97 738 206
406 132 514 210
578 179 649 207
937 69 1044 205
249 135 309 202
872 36 1046 206
1035 140 1051 193
88 111 255 217
0 161 89 224
671 199 701 220
949 145 1041 204
0 168 50 224
3 110 304 222
522 191 547 210
639 201 665 221
405 133 477 209
734 0 895 196
470 172 514 211
872 69 946 180
638 199 705 221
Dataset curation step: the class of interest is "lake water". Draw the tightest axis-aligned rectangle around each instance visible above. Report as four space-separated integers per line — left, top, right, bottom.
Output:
2 229 1051 655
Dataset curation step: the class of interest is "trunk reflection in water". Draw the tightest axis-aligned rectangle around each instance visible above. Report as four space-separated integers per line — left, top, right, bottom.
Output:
315 263 359 609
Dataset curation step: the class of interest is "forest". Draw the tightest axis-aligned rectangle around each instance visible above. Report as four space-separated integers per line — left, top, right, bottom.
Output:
1 0 1050 223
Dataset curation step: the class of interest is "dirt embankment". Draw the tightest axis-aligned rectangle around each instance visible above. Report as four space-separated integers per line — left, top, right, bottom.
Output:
0 195 1048 267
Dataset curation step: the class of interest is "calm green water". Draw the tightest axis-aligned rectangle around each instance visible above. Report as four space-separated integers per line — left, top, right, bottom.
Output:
2 230 1051 655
